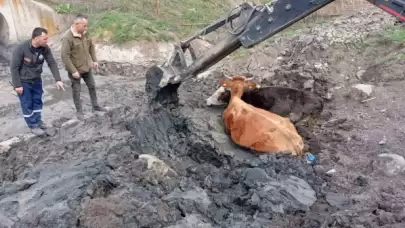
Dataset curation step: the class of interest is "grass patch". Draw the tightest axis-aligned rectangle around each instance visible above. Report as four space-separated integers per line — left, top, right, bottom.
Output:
379 26 405 42
51 0 232 43
349 25 405 50
47 0 336 44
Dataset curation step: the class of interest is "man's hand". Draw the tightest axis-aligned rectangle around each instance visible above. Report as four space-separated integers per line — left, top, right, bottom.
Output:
15 87 23 94
56 81 65 91
72 72 80 78
92 62 99 70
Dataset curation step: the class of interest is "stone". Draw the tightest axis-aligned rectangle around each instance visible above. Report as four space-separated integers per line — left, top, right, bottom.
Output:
0 137 18 154
377 153 405 176
163 187 212 210
326 192 350 208
349 84 374 101
303 79 315 90
250 175 317 213
138 154 178 177
166 214 213 228
356 69 366 80
61 119 80 129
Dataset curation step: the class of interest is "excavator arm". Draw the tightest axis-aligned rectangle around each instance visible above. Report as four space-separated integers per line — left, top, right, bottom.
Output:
154 0 405 90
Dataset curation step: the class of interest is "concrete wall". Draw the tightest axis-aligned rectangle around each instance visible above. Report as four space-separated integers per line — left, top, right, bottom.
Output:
0 0 59 45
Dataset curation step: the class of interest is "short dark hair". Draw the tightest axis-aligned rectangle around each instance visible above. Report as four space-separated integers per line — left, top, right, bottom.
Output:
32 27 48 39
75 13 87 21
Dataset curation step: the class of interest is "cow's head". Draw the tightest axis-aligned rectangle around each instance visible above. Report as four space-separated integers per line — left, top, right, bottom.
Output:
206 73 259 106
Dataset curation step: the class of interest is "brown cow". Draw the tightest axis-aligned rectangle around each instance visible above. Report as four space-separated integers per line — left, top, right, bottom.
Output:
221 75 304 156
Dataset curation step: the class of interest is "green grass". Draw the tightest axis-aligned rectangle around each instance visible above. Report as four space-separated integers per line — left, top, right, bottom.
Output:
49 0 335 44
348 25 405 50
379 26 405 42
53 0 232 44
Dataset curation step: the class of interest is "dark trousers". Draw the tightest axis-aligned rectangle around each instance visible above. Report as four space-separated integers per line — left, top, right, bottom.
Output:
18 79 43 129
68 70 98 112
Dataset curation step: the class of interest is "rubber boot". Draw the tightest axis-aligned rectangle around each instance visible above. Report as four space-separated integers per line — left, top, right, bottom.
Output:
89 88 106 112
76 104 85 121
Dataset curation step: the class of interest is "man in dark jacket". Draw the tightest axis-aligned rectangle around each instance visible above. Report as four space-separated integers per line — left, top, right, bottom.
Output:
10 27 64 136
61 13 106 121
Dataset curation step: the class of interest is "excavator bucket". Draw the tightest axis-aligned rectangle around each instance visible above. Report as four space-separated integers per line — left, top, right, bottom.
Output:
154 43 196 89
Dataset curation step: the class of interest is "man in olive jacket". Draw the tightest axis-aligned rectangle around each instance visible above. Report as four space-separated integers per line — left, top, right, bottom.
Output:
61 13 106 120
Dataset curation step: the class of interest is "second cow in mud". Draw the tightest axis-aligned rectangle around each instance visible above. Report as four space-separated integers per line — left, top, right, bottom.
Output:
220 75 304 156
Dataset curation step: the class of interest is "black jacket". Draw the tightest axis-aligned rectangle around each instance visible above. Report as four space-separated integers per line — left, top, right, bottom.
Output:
10 39 61 88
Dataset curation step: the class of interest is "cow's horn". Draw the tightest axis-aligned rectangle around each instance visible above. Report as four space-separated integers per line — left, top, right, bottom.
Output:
223 73 232 79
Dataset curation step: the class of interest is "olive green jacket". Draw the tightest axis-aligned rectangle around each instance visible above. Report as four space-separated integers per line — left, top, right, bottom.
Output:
61 27 97 74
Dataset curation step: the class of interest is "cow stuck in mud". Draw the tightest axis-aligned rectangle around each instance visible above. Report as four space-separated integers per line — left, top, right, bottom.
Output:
220 74 304 156
206 74 324 123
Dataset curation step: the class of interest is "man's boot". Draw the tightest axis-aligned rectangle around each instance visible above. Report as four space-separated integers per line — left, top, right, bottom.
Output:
76 104 85 121
39 121 52 129
76 111 85 121
93 106 107 112
89 88 107 112
31 127 46 136
71 81 85 121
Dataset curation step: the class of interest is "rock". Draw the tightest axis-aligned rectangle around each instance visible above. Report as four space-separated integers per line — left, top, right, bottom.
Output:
379 136 387 145
377 153 405 176
356 69 366 80
313 165 326 175
326 192 350 208
303 79 315 90
139 154 177 177
349 84 374 101
353 176 368 187
324 118 347 128
299 72 313 79
163 187 212 210
250 175 317 213
0 136 21 154
244 168 270 187
61 119 80 129
166 214 212 228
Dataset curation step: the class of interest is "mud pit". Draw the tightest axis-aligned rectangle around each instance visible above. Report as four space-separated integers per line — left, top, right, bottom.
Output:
2 7 405 228
0 63 327 227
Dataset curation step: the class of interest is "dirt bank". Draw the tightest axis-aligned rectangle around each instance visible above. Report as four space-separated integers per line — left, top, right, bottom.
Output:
1 6 405 228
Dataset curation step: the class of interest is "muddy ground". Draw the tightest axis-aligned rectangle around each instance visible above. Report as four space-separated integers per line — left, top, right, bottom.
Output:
1 7 405 228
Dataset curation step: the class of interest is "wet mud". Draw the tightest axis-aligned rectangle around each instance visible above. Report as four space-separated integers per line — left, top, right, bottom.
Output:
0 64 331 228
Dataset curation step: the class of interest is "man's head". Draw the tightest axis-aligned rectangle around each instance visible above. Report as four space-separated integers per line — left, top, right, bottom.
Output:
31 27 48 47
73 13 88 34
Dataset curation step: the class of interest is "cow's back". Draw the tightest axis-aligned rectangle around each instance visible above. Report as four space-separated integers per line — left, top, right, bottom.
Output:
224 98 304 155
